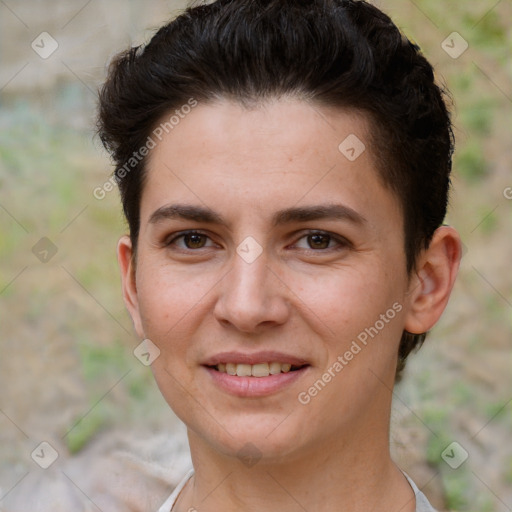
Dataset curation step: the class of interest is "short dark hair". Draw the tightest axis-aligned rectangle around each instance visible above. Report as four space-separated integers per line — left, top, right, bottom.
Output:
97 0 454 379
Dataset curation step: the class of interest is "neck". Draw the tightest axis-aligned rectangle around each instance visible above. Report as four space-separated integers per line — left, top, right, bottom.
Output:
174 410 415 512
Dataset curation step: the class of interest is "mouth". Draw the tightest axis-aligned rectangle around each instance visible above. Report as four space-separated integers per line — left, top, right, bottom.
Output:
208 362 309 377
202 351 311 397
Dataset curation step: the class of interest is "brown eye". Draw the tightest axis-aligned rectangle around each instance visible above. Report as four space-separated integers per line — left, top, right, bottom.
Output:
307 233 331 249
166 231 216 250
183 233 208 249
293 231 349 252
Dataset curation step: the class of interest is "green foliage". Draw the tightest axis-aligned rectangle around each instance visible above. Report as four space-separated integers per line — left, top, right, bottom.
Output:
78 340 129 381
484 401 508 421
410 2 508 189
66 407 107 455
423 407 451 465
459 99 495 137
67 340 154 452
476 206 498 235
506 456 512 484
451 381 473 407
426 432 452 467
443 470 471 510
464 10 507 54
128 370 154 400
454 141 488 183
64 342 128 452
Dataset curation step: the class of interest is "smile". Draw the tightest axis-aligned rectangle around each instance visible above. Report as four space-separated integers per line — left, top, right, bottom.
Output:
212 362 307 377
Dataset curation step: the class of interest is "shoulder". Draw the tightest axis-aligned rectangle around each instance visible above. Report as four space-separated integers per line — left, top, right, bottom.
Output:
158 469 195 512
403 472 438 512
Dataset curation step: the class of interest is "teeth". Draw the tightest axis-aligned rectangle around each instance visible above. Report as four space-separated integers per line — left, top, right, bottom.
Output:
281 363 292 373
251 363 269 377
236 364 252 377
269 362 282 375
215 362 298 377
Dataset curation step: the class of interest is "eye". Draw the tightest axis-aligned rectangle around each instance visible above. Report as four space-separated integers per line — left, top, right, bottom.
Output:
304 233 332 250
166 231 216 250
293 231 349 251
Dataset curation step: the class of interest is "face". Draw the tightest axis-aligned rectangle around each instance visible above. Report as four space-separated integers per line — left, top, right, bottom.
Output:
120 99 419 462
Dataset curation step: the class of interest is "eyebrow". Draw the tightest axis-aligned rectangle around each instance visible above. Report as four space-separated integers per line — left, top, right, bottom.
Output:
148 203 367 227
272 204 367 227
149 204 224 225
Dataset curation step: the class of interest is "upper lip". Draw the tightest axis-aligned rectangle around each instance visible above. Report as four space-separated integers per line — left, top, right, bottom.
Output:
203 351 309 366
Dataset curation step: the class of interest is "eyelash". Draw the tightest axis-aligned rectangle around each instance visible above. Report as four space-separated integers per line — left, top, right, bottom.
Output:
164 230 351 253
165 230 218 251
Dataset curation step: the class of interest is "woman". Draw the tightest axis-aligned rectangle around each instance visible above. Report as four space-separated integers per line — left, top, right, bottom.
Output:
97 1 461 510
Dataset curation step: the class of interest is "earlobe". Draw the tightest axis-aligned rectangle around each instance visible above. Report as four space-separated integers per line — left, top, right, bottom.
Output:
117 235 145 338
404 226 462 335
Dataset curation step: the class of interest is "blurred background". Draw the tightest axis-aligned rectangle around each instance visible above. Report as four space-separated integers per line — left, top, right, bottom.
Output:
0 1 510 510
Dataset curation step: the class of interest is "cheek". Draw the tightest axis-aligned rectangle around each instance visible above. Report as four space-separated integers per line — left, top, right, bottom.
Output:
296 269 406 415
294 265 403 339
135 264 212 413
294 265 407 388
135 262 214 351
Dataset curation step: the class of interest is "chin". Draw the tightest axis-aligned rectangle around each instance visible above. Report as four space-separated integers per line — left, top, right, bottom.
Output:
186 408 311 463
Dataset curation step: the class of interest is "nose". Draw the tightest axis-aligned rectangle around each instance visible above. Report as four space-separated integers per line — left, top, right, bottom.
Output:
213 250 290 333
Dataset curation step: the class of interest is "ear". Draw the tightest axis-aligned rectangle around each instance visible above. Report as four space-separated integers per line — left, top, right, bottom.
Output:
404 226 461 335
117 235 145 338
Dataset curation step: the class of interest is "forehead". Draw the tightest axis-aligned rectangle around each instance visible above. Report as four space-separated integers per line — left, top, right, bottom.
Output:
140 98 401 228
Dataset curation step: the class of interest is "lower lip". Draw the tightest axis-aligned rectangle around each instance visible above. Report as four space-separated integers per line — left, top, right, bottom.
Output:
203 366 309 397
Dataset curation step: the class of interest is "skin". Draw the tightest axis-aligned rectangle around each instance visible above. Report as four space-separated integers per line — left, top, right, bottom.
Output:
117 98 461 512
